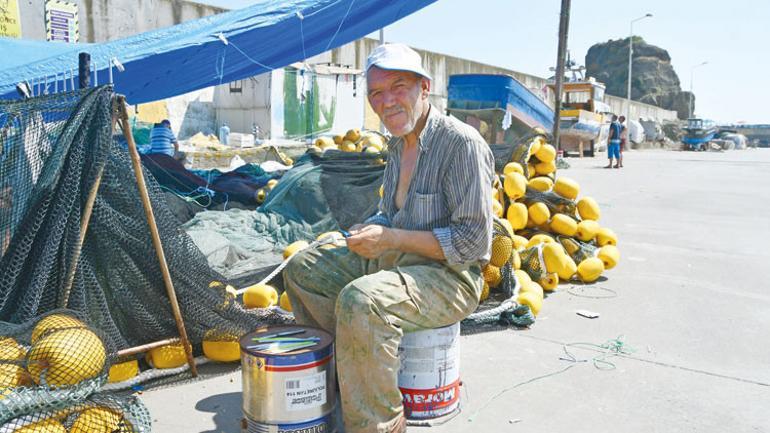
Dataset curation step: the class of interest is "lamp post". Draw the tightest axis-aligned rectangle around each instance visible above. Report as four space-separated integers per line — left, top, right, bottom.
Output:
689 61 708 119
627 13 653 124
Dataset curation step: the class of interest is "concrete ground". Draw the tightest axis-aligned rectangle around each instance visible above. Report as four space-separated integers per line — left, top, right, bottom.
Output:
141 149 770 433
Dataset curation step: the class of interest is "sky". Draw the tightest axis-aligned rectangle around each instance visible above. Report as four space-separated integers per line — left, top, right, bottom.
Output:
198 0 770 124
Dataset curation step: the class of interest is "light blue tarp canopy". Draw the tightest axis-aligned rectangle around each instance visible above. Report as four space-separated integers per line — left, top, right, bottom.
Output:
0 0 436 103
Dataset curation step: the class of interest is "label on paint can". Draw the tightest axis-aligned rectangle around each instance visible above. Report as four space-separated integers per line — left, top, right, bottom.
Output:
285 371 327 411
246 413 333 433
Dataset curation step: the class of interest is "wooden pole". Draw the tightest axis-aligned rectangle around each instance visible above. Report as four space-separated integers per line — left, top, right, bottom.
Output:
552 0 571 152
58 61 111 308
58 165 104 308
117 337 180 358
117 97 198 377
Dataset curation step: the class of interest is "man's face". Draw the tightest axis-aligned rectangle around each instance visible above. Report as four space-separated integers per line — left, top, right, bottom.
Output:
367 67 430 137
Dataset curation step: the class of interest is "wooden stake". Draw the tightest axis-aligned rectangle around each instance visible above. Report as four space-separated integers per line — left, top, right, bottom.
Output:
58 98 118 308
117 97 197 377
117 337 180 358
551 0 571 151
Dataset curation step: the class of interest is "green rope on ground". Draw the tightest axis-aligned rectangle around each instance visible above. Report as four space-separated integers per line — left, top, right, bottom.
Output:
466 364 577 423
566 285 618 299
562 336 635 370
466 336 634 423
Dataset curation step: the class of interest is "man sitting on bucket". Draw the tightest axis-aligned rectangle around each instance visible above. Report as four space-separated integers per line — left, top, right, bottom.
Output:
284 43 494 433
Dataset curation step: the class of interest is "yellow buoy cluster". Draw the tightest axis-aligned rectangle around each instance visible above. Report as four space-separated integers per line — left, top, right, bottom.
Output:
310 128 386 155
255 177 280 205
1 313 110 403
486 134 620 317
11 404 131 433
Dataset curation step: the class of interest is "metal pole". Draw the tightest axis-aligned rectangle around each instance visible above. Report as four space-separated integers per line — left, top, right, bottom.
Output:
688 62 707 119
689 69 693 119
78 52 91 89
117 97 198 377
626 23 633 124
551 0 571 151
626 14 652 124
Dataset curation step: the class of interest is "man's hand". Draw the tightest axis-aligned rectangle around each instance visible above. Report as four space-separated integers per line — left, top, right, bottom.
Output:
346 224 394 259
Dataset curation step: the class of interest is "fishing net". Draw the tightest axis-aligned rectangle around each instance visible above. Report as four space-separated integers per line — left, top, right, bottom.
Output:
518 244 548 283
521 188 577 217
0 86 285 355
0 310 103 422
2 391 151 432
558 236 598 264
0 309 151 432
498 129 552 176
184 150 385 282
464 218 534 329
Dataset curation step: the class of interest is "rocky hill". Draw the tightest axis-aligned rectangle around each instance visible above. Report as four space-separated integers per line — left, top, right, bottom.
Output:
585 37 692 119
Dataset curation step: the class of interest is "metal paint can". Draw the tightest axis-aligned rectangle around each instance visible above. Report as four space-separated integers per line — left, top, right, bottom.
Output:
398 322 461 419
241 325 336 433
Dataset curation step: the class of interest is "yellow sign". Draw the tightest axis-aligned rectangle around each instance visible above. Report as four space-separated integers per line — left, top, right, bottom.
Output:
0 0 22 38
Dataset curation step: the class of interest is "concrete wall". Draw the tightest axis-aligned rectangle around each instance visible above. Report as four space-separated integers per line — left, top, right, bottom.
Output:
17 0 222 42
605 94 677 122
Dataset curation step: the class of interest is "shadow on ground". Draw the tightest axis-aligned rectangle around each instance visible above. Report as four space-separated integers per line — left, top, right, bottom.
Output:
195 391 242 433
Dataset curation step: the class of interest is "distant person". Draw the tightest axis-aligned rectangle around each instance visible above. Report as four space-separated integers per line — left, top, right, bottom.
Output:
606 115 621 168
149 119 179 158
618 115 627 168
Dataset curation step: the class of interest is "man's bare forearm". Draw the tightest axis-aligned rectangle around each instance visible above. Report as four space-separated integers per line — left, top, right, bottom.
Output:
387 228 445 260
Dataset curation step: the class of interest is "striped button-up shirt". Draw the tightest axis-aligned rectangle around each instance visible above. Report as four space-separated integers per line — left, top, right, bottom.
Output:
150 125 177 157
365 105 495 265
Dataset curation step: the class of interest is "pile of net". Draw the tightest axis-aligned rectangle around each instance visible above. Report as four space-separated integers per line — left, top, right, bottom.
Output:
0 86 290 361
477 130 620 322
184 143 385 283
140 152 280 213
0 310 151 432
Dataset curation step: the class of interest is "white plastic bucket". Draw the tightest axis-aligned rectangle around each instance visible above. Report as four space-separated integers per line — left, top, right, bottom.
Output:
398 322 461 419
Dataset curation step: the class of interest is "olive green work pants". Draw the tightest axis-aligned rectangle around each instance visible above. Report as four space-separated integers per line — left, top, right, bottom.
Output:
283 245 482 433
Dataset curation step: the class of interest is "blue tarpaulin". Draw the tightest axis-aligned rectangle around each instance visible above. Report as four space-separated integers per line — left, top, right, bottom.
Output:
0 0 436 103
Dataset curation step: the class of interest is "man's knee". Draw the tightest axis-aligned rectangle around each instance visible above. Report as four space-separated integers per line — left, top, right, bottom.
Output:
335 283 374 319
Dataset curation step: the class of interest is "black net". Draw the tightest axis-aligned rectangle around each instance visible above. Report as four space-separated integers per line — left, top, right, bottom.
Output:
558 236 598 264
521 188 577 217
2 392 151 432
183 149 385 282
0 86 285 354
0 310 127 426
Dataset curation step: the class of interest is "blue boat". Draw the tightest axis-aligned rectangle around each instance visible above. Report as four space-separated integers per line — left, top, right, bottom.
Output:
682 118 717 151
447 74 553 144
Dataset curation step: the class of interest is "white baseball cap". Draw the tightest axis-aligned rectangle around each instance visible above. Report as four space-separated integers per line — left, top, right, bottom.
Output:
365 43 432 80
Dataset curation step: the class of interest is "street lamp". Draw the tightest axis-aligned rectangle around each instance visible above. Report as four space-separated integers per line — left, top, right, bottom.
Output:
689 61 708 119
627 13 653 124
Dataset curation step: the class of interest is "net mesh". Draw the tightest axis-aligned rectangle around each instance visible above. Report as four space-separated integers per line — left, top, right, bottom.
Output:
0 86 287 353
183 150 385 282
558 236 598 264
1 392 151 432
